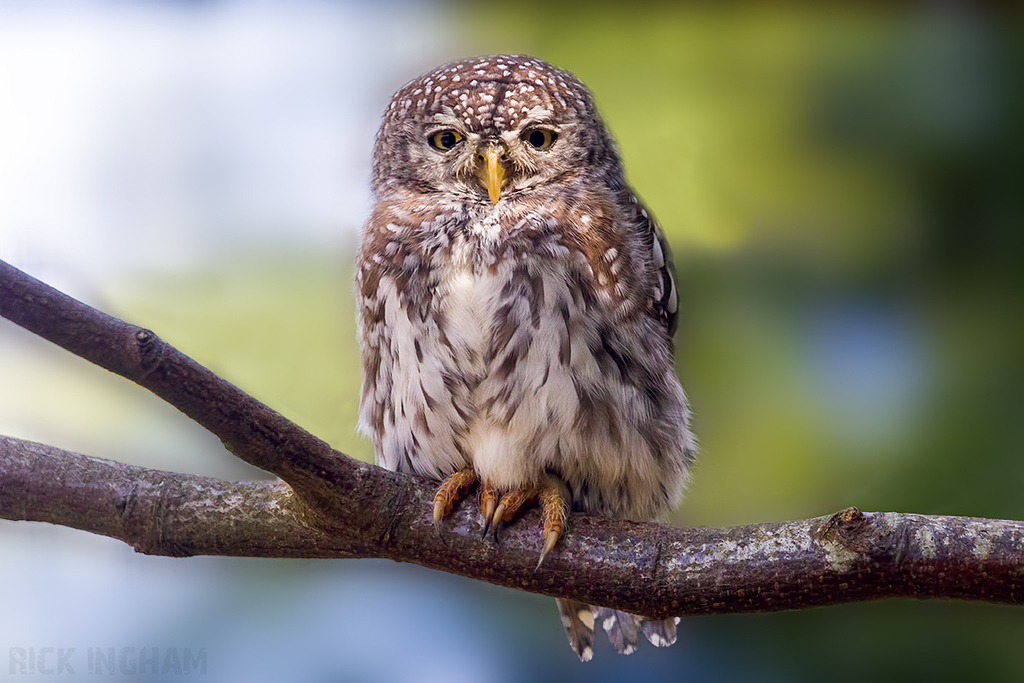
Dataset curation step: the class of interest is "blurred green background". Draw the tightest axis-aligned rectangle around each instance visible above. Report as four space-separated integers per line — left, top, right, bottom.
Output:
2 2 1023 681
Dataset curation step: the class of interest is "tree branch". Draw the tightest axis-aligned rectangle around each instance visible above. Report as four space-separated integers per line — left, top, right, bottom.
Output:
2 259 1023 619
0 259 352 500
0 436 327 557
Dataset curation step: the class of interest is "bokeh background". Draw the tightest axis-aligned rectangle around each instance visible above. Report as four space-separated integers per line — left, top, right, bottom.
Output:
2 1 1023 681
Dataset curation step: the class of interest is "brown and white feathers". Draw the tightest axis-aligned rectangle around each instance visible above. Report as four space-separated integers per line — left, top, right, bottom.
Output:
356 54 695 660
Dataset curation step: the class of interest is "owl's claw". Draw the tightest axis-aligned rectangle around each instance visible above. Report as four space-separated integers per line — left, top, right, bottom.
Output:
476 479 569 565
433 471 569 564
537 482 568 568
537 535 558 570
490 484 540 530
480 481 498 538
432 468 478 529
431 499 445 528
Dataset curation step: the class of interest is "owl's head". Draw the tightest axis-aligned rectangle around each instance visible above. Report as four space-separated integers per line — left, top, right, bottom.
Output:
371 54 621 205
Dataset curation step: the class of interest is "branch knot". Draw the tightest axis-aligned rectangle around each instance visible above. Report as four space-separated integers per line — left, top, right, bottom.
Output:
134 328 165 374
815 506 875 553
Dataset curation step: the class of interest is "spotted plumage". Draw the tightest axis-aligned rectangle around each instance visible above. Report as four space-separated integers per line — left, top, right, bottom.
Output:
356 54 696 660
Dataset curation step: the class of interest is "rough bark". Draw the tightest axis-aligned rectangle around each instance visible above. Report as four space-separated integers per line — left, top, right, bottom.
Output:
1 259 1022 619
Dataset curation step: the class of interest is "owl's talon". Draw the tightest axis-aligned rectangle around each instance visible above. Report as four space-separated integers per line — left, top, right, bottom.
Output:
537 481 568 566
537 530 560 569
480 481 499 537
481 481 568 564
485 501 505 540
432 468 478 527
497 485 540 521
486 484 540 538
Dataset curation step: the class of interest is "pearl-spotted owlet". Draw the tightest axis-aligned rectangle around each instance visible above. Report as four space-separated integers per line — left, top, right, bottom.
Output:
356 54 695 660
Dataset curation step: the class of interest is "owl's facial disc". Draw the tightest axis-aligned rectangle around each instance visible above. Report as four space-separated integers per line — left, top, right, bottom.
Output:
475 145 507 204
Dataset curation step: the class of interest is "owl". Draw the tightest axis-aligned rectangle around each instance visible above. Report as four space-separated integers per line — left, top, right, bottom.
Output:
356 54 696 660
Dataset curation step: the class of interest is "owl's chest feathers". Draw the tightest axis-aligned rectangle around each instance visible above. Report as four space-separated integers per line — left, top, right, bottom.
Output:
432 248 573 489
437 256 500 371
434 230 544 371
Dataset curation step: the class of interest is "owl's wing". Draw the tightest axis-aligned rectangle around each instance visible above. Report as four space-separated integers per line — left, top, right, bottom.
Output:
637 202 679 337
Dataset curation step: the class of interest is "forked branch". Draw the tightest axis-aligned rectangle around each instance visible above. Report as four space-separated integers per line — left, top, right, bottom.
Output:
1 259 1022 619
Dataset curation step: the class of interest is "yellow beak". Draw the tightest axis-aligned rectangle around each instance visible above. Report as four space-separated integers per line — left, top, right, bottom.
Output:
476 146 506 204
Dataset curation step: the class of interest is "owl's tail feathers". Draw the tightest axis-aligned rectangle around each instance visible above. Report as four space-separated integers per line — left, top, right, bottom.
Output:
640 616 681 648
592 607 641 655
558 600 681 660
556 599 595 662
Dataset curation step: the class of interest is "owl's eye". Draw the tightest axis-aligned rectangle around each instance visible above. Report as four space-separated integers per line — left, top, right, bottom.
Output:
524 128 557 150
428 130 464 151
